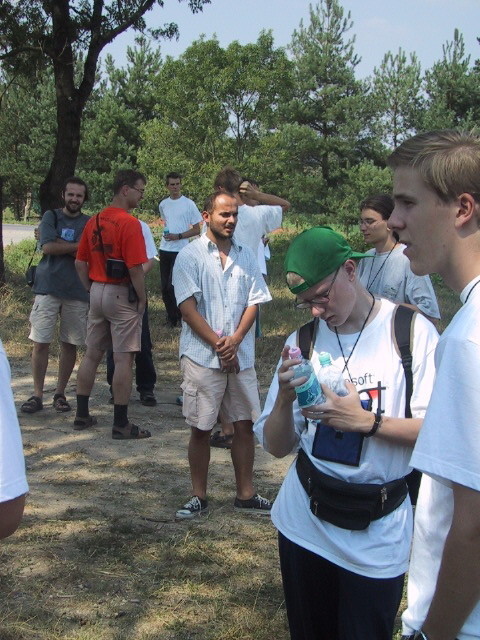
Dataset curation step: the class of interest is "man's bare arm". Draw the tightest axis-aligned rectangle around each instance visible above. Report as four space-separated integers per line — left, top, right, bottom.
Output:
216 305 258 361
143 257 156 275
128 264 146 315
75 259 91 292
240 182 290 211
165 222 201 242
179 296 222 349
43 239 79 257
422 482 480 640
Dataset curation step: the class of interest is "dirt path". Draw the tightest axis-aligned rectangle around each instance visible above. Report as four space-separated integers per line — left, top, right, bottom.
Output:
2 348 293 639
12 356 290 523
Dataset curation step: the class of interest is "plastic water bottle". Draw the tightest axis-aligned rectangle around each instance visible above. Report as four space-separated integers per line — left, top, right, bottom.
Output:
163 227 169 236
316 351 348 403
288 347 322 408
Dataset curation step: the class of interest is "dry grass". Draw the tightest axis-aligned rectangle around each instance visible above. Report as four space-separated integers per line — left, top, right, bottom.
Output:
0 233 460 640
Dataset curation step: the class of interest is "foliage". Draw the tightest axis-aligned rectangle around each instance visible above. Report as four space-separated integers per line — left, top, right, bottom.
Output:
371 49 423 149
0 67 56 217
0 0 211 212
285 0 374 188
77 38 164 208
1 1 480 235
421 29 480 130
138 33 292 211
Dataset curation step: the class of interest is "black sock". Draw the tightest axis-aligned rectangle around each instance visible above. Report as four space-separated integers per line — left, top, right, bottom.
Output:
76 394 89 418
113 404 128 428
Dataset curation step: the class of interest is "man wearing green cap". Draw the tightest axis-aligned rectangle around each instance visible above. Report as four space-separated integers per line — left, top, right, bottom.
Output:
254 226 439 640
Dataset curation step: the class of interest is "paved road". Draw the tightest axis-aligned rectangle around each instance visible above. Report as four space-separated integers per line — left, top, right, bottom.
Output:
2 223 36 245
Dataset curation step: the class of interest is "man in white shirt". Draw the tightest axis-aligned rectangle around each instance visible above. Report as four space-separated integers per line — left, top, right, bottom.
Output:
158 172 202 328
388 129 480 640
172 192 272 520
210 169 289 447
213 167 289 254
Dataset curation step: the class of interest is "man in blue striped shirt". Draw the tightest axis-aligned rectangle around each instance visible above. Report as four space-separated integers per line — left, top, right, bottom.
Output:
172 192 272 520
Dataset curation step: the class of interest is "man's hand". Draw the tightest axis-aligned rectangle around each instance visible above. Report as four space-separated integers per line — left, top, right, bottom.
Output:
219 355 240 374
276 345 305 403
164 232 178 241
239 181 258 199
301 381 374 433
215 335 240 362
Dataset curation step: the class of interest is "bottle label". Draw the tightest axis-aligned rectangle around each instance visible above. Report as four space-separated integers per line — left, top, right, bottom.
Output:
295 372 322 408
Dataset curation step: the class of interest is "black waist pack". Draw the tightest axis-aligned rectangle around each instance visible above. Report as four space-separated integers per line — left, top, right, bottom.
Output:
296 448 408 531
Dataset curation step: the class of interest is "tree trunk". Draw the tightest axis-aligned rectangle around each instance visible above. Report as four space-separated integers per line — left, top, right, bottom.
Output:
23 192 32 221
38 95 82 213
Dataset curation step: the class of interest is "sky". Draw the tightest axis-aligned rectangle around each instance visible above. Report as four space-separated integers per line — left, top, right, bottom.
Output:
104 0 480 77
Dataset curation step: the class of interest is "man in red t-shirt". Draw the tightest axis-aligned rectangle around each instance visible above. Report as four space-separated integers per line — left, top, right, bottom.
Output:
74 169 150 440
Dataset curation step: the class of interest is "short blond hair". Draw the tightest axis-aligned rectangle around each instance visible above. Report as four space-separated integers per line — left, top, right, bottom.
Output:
387 129 480 203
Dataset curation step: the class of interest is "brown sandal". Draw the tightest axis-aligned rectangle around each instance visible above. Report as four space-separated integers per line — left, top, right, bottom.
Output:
21 396 43 414
112 423 151 440
53 394 71 412
73 415 97 431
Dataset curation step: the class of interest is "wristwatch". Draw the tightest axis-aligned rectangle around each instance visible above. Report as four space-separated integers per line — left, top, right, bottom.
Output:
178 232 183 240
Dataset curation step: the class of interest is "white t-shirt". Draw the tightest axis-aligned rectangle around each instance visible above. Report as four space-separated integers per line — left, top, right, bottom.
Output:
139 220 157 260
357 245 440 319
257 240 269 276
0 339 28 503
234 204 282 254
158 195 202 253
402 276 480 639
254 299 438 578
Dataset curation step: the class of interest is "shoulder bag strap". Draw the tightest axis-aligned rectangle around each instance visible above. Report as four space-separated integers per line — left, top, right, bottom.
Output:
393 303 422 505
392 304 415 419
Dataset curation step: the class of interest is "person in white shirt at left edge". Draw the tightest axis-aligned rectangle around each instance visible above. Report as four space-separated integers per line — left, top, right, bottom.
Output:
1 340 28 539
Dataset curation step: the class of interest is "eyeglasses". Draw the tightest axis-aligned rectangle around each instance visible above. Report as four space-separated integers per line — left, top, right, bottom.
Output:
131 186 145 195
295 267 340 309
358 218 379 228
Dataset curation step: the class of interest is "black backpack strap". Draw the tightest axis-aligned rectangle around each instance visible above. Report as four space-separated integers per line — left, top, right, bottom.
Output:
393 304 422 505
297 317 319 360
393 304 415 419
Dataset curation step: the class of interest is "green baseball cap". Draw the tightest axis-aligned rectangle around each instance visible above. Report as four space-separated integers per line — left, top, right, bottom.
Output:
284 226 370 295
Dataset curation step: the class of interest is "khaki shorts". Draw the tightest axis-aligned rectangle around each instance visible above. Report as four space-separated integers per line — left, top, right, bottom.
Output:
180 356 261 431
29 294 88 345
86 282 142 353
